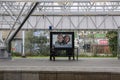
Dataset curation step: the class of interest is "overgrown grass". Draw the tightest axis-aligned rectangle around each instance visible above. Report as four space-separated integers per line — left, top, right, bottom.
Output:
12 52 117 58
13 56 117 59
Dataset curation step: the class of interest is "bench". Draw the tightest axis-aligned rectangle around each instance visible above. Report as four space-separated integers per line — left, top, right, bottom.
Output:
50 48 79 61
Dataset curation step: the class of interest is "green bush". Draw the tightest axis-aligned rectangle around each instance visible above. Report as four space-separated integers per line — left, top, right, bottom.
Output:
12 52 21 56
106 31 117 57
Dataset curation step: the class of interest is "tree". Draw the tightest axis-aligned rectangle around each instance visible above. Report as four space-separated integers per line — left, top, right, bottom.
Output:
106 31 118 57
25 30 50 56
25 30 34 55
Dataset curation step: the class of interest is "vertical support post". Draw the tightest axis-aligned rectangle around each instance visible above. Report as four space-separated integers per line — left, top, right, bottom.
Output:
0 32 2 43
118 27 120 59
22 30 25 57
77 47 78 60
7 41 12 59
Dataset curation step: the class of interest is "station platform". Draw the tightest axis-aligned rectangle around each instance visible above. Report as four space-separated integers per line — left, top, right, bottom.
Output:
0 58 120 80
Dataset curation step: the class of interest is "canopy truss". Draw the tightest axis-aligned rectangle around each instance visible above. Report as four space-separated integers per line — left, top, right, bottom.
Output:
0 0 120 30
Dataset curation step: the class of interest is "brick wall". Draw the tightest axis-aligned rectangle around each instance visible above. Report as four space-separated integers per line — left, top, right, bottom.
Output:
0 71 120 80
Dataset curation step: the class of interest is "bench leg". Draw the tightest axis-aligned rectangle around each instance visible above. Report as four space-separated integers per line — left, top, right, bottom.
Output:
50 56 52 60
73 55 75 60
68 56 71 60
53 56 55 61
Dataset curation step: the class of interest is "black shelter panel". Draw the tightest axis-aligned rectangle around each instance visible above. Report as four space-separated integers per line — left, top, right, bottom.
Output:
50 32 74 50
50 32 75 60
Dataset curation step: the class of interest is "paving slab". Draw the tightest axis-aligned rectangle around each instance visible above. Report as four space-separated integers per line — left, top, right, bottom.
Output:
0 58 120 73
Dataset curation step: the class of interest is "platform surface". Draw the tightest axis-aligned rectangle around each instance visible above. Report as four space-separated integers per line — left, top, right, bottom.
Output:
0 58 120 73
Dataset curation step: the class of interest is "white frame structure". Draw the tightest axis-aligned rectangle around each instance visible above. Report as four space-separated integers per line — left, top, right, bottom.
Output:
0 0 120 59
0 0 120 30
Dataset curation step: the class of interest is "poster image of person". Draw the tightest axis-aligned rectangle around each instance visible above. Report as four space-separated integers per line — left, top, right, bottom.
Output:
54 34 64 47
53 34 72 48
63 35 72 47
64 35 70 44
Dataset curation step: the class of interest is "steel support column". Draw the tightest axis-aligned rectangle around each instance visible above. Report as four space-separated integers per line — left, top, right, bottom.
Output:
7 2 39 53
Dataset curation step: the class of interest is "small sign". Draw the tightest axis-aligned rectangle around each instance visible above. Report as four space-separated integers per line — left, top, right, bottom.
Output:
49 26 52 30
99 40 108 45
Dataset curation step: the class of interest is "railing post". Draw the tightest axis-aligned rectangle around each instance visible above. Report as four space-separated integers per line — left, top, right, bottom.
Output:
118 27 120 59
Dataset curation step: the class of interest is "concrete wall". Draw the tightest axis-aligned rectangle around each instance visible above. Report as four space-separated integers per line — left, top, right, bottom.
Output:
0 71 120 80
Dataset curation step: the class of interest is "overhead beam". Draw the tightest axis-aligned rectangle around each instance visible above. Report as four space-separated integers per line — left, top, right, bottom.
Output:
2 12 120 16
0 0 120 2
32 11 120 16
